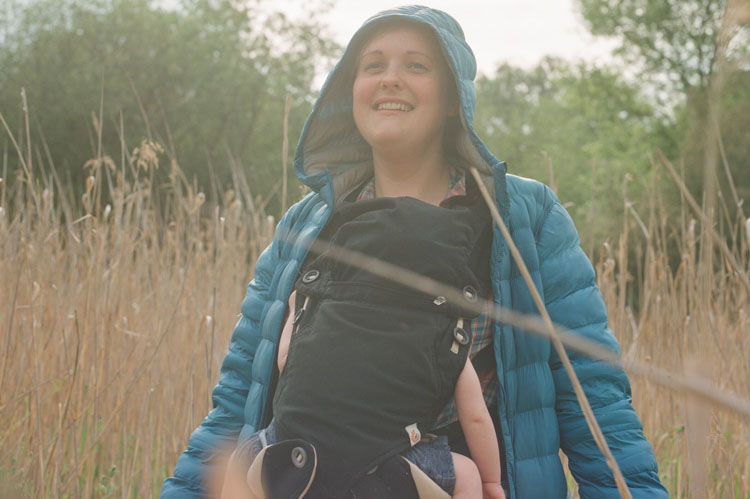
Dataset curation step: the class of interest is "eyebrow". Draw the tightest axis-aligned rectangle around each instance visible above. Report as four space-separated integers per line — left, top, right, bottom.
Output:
360 49 433 59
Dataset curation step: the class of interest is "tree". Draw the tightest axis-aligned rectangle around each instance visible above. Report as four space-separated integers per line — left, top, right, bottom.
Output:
575 0 736 92
576 0 750 228
672 68 750 222
0 0 337 210
474 58 662 249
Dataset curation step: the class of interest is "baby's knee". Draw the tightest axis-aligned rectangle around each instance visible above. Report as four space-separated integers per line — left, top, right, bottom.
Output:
451 452 481 497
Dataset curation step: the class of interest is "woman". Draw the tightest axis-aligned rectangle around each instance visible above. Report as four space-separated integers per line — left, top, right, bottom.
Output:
162 6 667 498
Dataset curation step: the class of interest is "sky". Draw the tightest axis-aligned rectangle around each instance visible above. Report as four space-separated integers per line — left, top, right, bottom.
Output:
278 0 618 82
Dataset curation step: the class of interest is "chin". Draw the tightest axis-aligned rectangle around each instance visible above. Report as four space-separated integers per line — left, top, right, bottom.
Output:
367 134 409 152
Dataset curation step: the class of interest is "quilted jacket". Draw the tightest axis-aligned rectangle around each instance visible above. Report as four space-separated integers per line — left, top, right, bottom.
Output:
162 5 667 498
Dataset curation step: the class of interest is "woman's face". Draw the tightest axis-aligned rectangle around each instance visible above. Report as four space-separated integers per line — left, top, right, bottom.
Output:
352 25 457 156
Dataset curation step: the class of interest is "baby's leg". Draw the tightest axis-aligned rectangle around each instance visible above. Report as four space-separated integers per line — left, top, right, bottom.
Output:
451 452 482 498
220 426 272 499
220 457 259 499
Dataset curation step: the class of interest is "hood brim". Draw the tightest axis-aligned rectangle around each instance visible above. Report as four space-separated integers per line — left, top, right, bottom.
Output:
293 5 504 207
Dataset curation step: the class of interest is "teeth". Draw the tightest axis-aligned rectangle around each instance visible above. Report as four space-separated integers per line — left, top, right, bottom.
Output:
377 102 413 111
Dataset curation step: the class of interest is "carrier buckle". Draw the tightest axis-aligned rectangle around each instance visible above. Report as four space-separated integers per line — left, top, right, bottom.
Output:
451 318 468 354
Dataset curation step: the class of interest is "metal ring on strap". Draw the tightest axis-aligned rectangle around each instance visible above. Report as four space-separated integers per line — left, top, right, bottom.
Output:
453 326 470 345
462 285 478 302
291 447 308 468
302 270 320 283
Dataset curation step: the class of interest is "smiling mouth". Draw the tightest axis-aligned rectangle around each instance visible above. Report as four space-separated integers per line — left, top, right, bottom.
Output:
375 102 413 111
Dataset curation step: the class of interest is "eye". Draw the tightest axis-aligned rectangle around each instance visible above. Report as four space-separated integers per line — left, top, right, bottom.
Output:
361 61 383 73
407 61 429 72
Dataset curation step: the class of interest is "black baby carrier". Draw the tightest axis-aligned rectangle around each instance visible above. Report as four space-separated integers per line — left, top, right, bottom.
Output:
258 187 491 498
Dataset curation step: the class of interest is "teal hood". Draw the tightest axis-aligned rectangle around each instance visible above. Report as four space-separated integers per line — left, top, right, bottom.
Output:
293 5 505 208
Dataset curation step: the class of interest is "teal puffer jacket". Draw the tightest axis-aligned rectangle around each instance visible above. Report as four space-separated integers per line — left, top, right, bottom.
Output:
162 5 666 498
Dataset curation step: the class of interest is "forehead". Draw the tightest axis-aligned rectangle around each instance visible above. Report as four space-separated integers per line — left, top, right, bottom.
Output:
358 24 442 57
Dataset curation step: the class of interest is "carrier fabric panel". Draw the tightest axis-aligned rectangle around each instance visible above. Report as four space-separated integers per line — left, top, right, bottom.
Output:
274 299 464 487
274 196 485 489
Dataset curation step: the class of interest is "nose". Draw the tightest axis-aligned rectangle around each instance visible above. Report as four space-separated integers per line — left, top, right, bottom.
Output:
380 65 402 89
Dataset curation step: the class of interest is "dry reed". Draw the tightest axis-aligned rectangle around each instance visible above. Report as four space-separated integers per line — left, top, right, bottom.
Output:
0 115 748 499
0 118 274 497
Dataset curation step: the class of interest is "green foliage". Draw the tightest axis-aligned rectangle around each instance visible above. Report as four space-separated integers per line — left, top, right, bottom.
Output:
576 0 750 237
673 70 750 221
576 0 728 91
2 0 746 237
0 0 337 212
475 58 665 247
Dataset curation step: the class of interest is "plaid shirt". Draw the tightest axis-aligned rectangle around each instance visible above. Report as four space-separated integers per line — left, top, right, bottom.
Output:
356 168 499 428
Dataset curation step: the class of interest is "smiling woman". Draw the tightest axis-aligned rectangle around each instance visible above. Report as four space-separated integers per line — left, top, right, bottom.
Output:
352 23 460 207
161 6 667 499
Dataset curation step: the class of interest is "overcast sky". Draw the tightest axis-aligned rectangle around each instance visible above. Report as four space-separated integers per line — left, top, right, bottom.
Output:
278 0 618 81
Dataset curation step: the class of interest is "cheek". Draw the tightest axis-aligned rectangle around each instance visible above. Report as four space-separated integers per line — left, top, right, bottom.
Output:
352 77 373 129
352 76 373 106
424 82 450 119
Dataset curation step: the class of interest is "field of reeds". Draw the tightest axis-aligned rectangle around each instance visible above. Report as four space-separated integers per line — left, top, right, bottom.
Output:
0 114 748 498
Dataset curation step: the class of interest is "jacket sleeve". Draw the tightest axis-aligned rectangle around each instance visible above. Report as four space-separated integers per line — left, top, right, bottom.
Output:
537 188 667 498
160 229 282 498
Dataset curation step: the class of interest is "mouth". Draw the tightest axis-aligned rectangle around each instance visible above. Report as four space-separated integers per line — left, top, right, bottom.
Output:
374 102 414 111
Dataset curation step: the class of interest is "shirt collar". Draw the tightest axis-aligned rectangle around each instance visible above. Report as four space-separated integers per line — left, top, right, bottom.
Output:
356 167 467 207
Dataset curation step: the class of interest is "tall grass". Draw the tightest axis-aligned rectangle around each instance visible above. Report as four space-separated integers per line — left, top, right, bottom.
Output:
593 163 749 497
0 128 276 497
0 122 748 497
